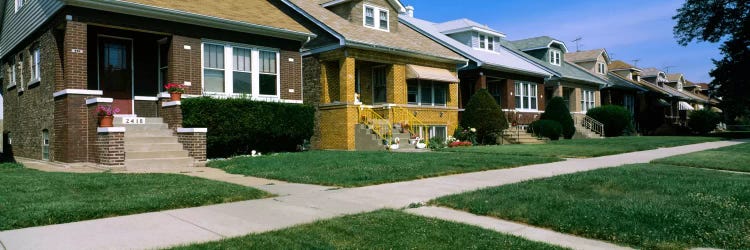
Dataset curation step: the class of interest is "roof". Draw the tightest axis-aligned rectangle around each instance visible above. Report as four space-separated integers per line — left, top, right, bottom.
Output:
500 39 606 86
432 18 505 37
640 68 663 78
695 83 710 90
318 0 405 12
666 73 683 83
510 36 568 53
399 15 550 77
121 0 313 35
286 0 465 62
606 73 648 92
565 48 610 64
608 60 640 71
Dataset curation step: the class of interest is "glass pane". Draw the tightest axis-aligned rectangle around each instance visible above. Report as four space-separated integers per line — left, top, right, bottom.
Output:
514 82 521 96
260 74 277 95
365 7 374 26
204 69 224 92
159 43 169 67
523 96 529 109
434 126 447 141
434 84 446 105
479 35 485 48
488 37 494 50
515 96 521 109
407 81 418 104
204 44 224 69
373 68 387 103
531 97 537 109
379 10 388 29
259 51 277 74
420 83 432 104
233 71 251 94
233 48 251 72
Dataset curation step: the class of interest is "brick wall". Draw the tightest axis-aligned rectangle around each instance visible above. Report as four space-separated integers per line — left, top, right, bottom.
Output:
168 35 202 95
96 131 125 167
280 49 302 101
160 103 183 130
315 105 358 150
63 21 87 90
177 132 206 162
302 56 321 105
134 100 158 117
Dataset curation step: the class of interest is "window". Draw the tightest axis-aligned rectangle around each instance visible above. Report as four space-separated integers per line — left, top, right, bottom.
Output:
355 69 361 94
549 49 561 66
488 82 502 104
581 89 595 112
14 0 24 13
407 80 447 106
414 125 448 142
9 58 17 87
42 130 50 161
17 53 24 89
479 34 486 49
514 82 538 110
373 67 387 103
488 36 494 51
476 34 496 51
202 42 280 97
31 46 41 82
363 4 389 31
623 94 635 114
597 62 606 74
158 41 169 91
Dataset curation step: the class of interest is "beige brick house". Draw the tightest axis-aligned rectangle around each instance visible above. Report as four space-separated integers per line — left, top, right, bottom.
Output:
286 0 467 150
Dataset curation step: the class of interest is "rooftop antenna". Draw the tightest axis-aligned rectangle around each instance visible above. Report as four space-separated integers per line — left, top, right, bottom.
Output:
571 37 583 52
631 59 641 67
663 65 676 73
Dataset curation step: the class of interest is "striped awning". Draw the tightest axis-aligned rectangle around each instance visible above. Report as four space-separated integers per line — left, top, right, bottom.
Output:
406 64 459 83
678 101 695 111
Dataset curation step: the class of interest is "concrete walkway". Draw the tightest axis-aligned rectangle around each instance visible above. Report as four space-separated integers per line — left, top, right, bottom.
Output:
0 140 743 250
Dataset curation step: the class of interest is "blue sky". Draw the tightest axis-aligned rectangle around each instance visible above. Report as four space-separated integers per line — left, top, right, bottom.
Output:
401 0 721 83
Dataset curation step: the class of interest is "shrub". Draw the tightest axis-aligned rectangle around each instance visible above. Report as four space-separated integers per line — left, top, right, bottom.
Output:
453 126 478 145
182 97 315 158
586 105 633 137
428 137 446 150
688 109 720 134
461 89 508 144
528 119 562 140
540 96 575 139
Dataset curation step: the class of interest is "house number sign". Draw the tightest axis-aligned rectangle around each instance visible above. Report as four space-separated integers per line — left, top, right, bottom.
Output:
122 117 146 124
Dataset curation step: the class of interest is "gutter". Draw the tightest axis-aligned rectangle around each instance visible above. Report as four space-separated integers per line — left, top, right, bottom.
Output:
65 0 316 41
346 40 466 64
281 0 345 54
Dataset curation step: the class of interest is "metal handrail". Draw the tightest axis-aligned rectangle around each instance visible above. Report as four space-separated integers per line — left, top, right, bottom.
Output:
359 106 392 145
579 115 604 136
392 106 427 136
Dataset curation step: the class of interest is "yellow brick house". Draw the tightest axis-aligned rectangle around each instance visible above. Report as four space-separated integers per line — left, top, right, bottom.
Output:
285 0 467 150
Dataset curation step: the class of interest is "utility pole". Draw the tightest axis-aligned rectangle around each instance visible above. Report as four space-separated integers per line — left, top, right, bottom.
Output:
571 37 582 52
631 59 641 67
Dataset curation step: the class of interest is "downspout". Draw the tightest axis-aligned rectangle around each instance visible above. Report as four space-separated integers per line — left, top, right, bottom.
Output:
299 36 312 103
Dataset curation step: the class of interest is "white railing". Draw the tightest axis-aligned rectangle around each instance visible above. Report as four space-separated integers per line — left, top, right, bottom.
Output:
579 115 604 136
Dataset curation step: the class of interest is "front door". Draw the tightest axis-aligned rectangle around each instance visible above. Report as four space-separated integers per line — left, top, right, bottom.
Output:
99 36 133 114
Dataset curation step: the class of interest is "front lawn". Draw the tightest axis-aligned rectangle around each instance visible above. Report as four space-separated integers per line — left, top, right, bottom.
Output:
432 164 750 250
653 142 750 172
444 136 719 158
0 163 270 231
209 151 559 187
171 209 566 250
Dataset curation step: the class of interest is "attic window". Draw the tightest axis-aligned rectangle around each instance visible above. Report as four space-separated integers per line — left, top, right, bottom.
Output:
549 49 561 66
597 62 606 75
477 34 495 51
364 4 389 32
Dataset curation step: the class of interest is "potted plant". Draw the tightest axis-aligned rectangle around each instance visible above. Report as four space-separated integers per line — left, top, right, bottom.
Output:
164 83 186 101
95 104 120 127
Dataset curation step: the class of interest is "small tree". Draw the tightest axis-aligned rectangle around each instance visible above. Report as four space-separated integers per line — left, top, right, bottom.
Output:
688 109 720 135
540 96 575 139
586 105 633 137
461 89 508 144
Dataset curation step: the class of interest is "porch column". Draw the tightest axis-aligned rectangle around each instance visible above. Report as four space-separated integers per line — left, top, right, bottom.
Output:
389 64 406 104
475 73 487 90
571 88 581 112
505 79 515 109
339 57 356 103
63 20 87 89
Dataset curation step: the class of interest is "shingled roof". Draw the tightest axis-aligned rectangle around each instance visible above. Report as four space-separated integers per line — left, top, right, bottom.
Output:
565 49 609 64
286 0 465 62
608 60 639 71
501 39 606 86
511 36 568 52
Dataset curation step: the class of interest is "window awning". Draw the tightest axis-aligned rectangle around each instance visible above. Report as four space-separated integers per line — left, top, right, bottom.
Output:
406 64 459 83
678 101 695 111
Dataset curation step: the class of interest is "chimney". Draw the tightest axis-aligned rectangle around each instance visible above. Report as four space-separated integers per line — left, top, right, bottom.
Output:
405 6 414 17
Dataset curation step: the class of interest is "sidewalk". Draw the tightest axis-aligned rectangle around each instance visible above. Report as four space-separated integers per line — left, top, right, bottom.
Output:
0 140 742 250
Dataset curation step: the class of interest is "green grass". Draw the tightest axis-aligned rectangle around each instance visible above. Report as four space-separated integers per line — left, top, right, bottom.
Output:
171 209 566 250
443 136 720 158
208 151 559 187
0 163 271 231
653 142 750 172
432 164 750 250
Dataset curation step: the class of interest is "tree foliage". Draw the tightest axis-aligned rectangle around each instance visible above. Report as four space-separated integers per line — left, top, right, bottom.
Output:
673 0 750 123
461 89 508 144
540 96 575 139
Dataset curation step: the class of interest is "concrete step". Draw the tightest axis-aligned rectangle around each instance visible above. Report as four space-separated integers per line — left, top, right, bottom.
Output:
120 124 169 131
125 157 194 170
125 136 178 144
125 130 174 137
127 150 189 159
125 143 184 152
113 117 164 125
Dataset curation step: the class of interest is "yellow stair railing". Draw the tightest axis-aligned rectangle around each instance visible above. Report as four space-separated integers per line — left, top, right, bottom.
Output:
392 106 427 137
359 106 392 144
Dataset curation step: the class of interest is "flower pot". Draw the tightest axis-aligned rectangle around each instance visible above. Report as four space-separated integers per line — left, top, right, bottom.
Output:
99 115 114 127
169 92 182 101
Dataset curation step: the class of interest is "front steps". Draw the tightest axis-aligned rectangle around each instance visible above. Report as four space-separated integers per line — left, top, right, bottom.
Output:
354 124 426 151
113 117 195 171
502 126 547 144
574 124 604 139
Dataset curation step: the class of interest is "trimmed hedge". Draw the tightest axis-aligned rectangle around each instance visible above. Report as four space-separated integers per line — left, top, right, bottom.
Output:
688 109 720 135
586 105 633 137
182 97 314 158
540 97 575 139
529 119 562 140
461 89 508 144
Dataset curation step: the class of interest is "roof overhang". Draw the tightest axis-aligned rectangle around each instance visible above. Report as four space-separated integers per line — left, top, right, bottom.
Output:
521 39 568 53
64 0 316 41
346 39 467 64
440 26 505 38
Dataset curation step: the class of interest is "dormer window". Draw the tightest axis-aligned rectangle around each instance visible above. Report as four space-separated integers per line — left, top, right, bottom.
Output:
549 49 561 66
597 62 606 75
477 34 495 51
479 34 485 49
364 4 389 32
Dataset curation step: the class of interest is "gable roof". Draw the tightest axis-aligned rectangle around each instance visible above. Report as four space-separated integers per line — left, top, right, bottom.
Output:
607 72 648 92
500 39 606 86
432 18 505 38
510 36 568 53
285 0 465 63
399 15 549 77
565 48 610 64
318 0 405 12
640 67 664 78
666 73 684 83
608 60 640 71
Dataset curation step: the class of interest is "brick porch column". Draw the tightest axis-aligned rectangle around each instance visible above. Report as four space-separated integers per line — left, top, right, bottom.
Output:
177 128 207 165
96 127 126 168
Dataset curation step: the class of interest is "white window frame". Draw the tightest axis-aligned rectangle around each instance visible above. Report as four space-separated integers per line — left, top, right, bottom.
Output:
514 81 538 111
9 58 17 87
479 34 486 49
623 94 635 114
42 129 50 161
415 125 448 142
476 34 496 51
201 41 280 99
407 81 447 107
363 4 389 32
17 54 24 90
597 62 606 74
30 46 41 83
549 49 561 66
581 89 595 112
14 0 24 13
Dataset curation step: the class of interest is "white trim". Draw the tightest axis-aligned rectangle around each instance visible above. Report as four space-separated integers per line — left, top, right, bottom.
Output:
177 128 208 133
548 49 561 66
162 101 181 107
97 127 126 133
53 89 104 98
134 96 159 101
114 114 137 117
363 4 390 32
85 97 114 105
440 26 505 38
6 84 16 90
